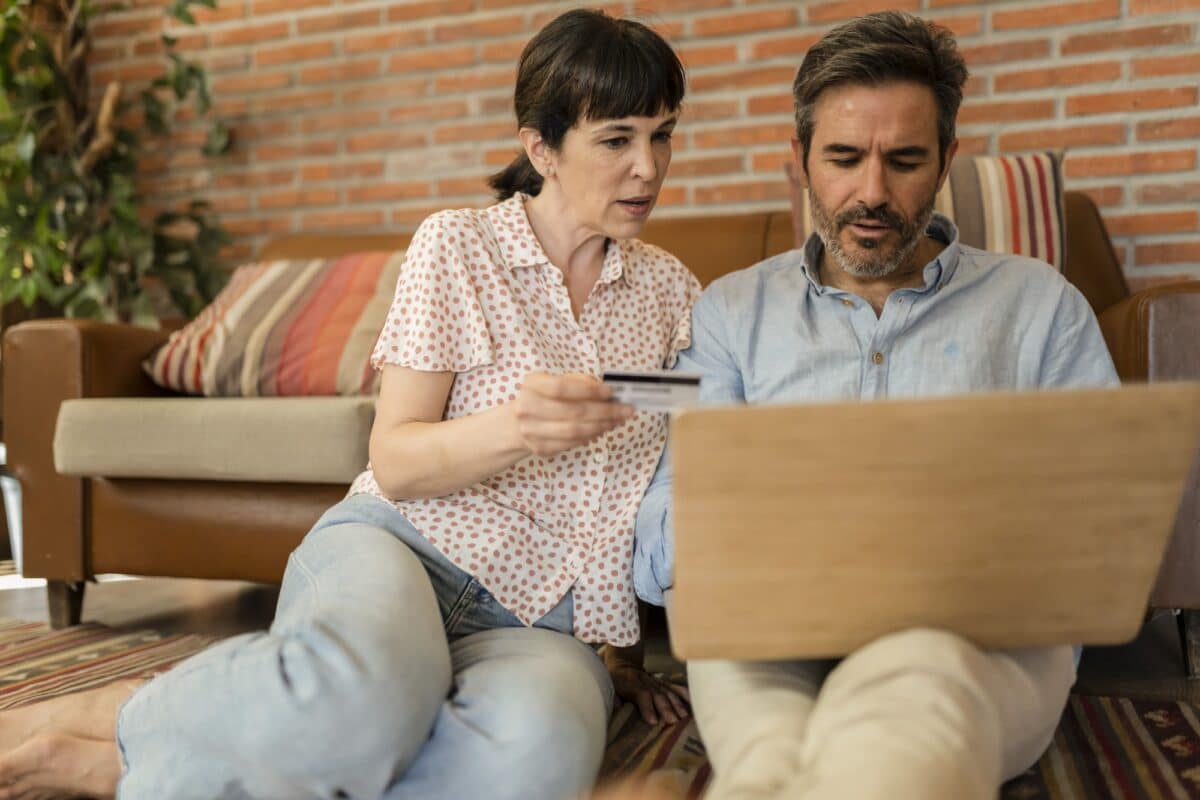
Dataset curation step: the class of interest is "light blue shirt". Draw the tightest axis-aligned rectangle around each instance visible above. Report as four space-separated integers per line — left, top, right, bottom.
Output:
633 213 1120 606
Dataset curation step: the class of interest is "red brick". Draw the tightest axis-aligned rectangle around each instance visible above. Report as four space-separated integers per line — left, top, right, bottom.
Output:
638 0 733 12
345 130 427 154
392 205 449 227
679 44 738 69
1106 211 1198 237
750 32 821 60
298 110 382 134
998 124 1126 151
993 0 1118 30
929 0 985 5
259 188 339 210
807 0 919 24
389 100 473 124
695 181 790 205
484 148 519 168
748 94 793 116
1062 25 1191 55
750 150 793 173
1132 53 1200 78
671 155 744 178
302 210 386 229
230 120 294 140
211 21 288 47
255 140 339 162
482 38 529 63
297 8 380 35
435 121 514 144
691 66 795 92
345 28 427 54
693 123 794 149
215 71 291 95
1065 149 1196 178
209 194 251 214
437 176 490 196
214 169 295 190
387 0 475 22
343 79 427 105
994 61 1122 92
1131 0 1200 13
680 100 742 123
958 99 1056 125
957 136 991 155
300 59 382 85
1067 87 1197 116
388 46 475 73
1080 185 1125 207
253 0 330 13
256 40 336 67
255 90 337 115
93 13 161 40
436 68 515 93
301 161 386 182
434 14 525 43
960 39 1052 67
1138 116 1200 141
657 186 688 207
694 8 796 38
1135 241 1200 266
193 2 246 23
347 183 431 203
225 216 295 237
1137 182 1200 204
928 14 983 38
964 75 987 98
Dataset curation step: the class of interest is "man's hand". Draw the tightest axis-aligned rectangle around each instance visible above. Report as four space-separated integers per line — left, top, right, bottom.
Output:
509 372 635 457
603 645 691 726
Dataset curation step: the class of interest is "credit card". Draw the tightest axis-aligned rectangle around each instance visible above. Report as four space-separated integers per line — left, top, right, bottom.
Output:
602 370 702 413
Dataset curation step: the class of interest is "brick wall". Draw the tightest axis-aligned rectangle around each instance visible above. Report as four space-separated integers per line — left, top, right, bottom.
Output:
93 0 1200 290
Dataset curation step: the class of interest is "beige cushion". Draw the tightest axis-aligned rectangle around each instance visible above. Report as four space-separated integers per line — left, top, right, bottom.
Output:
54 397 374 484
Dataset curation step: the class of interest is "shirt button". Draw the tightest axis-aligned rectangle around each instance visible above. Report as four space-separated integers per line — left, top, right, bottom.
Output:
872 352 884 365
593 449 607 465
841 299 853 308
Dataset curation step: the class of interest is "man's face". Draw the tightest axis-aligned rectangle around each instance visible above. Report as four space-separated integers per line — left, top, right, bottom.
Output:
795 81 956 279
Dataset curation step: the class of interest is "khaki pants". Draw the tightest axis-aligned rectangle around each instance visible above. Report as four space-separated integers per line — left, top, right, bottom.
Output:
686 628 1075 800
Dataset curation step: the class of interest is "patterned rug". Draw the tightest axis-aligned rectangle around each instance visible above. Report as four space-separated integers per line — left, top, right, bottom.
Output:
3 620 1200 799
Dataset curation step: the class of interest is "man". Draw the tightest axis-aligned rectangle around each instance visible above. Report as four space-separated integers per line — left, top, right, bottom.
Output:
633 11 1118 800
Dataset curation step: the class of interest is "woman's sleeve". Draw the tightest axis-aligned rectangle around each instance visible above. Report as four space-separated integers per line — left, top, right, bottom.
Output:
371 212 496 373
665 269 703 369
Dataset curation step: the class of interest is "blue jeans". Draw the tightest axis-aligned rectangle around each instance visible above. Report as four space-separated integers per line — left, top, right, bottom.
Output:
115 494 614 800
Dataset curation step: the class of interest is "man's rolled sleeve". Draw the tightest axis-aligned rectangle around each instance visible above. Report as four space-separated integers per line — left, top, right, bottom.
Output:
633 285 747 606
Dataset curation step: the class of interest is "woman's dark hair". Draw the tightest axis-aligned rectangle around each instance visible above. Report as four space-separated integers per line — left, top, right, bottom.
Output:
489 9 685 200
793 11 968 173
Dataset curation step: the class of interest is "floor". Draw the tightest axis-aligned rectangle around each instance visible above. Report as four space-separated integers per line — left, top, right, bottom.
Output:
0 573 1194 702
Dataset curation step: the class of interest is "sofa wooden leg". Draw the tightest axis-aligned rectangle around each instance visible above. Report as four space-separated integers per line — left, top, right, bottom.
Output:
47 581 85 629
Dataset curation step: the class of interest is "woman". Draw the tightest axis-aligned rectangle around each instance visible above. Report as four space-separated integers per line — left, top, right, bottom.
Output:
0 9 696 800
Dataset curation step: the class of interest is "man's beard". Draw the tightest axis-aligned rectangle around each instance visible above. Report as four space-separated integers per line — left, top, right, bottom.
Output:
809 189 936 279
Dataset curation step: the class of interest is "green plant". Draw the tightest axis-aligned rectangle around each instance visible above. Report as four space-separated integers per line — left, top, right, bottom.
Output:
0 0 231 325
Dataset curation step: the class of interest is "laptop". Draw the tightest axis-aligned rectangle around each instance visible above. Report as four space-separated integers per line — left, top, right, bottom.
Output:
667 382 1200 661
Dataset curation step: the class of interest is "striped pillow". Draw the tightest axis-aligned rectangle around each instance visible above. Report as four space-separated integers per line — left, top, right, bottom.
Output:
788 151 1065 270
144 251 404 396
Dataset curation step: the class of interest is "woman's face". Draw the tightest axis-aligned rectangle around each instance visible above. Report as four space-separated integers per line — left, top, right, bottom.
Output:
544 110 677 240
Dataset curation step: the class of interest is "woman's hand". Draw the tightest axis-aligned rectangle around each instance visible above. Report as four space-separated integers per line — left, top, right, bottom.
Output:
603 646 691 726
509 372 635 458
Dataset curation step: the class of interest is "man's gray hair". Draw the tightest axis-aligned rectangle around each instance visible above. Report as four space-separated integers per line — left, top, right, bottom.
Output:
793 11 968 172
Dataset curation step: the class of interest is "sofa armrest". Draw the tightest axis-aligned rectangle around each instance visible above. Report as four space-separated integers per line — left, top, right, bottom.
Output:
2 319 173 579
1098 281 1200 383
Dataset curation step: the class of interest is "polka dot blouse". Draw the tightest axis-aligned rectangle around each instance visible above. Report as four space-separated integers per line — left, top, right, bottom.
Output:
349 193 701 646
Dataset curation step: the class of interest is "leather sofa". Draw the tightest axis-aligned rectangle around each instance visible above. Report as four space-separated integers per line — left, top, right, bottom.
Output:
5 193 1199 639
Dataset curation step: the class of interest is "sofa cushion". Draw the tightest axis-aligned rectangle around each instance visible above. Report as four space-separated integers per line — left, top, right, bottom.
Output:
787 151 1066 270
143 252 404 396
54 397 374 484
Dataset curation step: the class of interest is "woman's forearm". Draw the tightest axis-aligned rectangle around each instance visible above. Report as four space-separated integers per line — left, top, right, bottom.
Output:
369 402 530 500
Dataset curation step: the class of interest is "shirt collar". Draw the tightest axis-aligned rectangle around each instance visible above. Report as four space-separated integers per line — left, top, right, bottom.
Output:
799 211 962 295
485 193 630 287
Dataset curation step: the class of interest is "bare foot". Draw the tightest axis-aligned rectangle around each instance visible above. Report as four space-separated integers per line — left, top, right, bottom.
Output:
0 680 142 753
0 732 120 799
